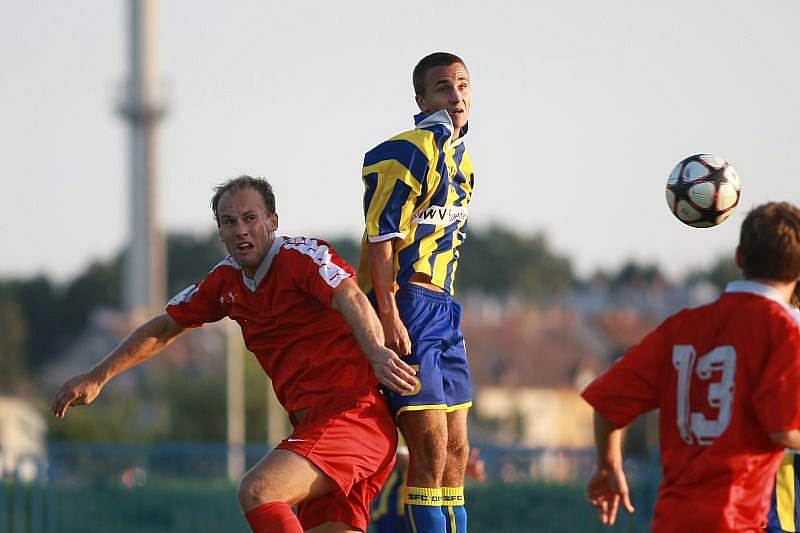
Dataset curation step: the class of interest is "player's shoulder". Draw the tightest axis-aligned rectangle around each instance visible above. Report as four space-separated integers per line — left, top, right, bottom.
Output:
277 236 338 264
722 288 800 329
166 257 239 306
674 288 800 337
203 256 242 281
365 127 436 162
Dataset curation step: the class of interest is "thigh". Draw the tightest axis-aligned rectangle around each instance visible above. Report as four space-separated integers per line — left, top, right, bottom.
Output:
441 333 472 409
446 408 469 448
241 448 339 508
390 289 449 415
300 450 396 533
279 391 397 495
398 409 449 455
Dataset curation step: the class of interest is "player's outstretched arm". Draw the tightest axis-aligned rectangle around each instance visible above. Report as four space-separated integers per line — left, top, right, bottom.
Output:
366 240 412 357
51 313 189 419
586 411 635 526
331 278 417 393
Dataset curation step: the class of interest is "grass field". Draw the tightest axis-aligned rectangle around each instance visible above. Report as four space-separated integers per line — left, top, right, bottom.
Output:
5 479 657 532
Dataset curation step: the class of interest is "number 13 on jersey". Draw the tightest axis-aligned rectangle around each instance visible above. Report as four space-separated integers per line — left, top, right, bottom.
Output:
672 345 737 446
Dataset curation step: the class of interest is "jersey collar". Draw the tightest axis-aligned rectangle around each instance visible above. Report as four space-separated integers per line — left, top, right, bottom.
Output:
242 236 285 292
413 109 469 147
725 280 792 308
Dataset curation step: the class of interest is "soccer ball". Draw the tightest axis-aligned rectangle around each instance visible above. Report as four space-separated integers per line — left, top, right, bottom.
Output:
665 154 741 228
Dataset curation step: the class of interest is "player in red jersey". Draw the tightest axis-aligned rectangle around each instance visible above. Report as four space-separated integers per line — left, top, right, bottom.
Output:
582 202 800 533
51 176 418 533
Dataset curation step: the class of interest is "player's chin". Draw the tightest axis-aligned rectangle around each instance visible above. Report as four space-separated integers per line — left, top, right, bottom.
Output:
450 114 468 130
233 250 258 267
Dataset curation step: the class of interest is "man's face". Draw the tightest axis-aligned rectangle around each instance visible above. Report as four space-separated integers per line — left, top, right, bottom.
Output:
216 187 278 276
416 62 471 132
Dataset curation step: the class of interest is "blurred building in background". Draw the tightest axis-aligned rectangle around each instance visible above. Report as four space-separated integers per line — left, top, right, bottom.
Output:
0 396 46 482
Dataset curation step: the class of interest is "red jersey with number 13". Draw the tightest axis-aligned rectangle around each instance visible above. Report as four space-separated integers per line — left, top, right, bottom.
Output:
582 281 800 533
165 236 377 413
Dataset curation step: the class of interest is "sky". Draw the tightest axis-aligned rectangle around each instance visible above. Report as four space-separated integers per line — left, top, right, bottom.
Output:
3 1 800 283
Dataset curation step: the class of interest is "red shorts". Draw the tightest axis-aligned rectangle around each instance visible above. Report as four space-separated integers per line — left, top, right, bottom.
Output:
276 388 397 532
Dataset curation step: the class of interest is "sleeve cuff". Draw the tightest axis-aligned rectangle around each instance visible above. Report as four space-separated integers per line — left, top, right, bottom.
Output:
580 389 630 429
367 232 406 243
164 306 194 328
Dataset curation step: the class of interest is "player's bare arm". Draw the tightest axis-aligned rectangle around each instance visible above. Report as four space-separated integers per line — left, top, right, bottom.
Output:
770 430 800 449
51 313 188 418
331 277 416 393
366 239 411 356
586 411 635 526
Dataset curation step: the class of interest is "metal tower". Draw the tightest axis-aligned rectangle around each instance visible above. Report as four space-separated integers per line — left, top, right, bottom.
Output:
117 0 167 317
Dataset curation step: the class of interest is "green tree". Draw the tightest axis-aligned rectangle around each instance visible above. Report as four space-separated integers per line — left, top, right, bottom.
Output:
610 261 665 289
689 254 740 290
456 226 576 297
0 297 29 390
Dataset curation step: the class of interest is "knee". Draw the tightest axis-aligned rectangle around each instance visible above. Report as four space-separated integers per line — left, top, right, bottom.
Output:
237 473 278 512
408 432 448 474
447 435 469 465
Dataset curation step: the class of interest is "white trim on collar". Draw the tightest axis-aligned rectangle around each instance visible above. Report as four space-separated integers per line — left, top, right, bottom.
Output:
416 109 454 136
726 280 800 326
242 236 285 292
725 280 790 306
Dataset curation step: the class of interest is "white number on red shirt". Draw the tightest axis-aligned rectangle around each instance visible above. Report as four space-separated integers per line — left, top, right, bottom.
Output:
672 345 737 446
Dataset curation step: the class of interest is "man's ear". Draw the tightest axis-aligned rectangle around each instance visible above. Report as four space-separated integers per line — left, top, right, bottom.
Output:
735 246 744 270
268 212 279 232
415 94 426 113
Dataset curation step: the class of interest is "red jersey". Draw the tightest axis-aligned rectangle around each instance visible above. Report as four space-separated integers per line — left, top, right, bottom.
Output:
582 281 800 533
166 236 377 412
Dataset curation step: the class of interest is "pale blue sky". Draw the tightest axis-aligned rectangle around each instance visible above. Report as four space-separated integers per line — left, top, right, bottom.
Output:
3 1 799 282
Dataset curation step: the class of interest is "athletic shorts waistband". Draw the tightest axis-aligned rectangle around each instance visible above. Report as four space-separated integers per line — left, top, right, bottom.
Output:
400 283 453 303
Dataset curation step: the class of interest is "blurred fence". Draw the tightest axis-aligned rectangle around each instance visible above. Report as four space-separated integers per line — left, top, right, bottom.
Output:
2 443 659 532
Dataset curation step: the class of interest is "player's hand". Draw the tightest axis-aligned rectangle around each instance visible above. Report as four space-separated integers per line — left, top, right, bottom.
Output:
366 344 418 394
586 464 635 526
466 448 486 482
51 372 105 419
380 313 412 357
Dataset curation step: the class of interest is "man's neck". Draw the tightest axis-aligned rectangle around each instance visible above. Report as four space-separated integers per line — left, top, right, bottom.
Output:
242 236 276 280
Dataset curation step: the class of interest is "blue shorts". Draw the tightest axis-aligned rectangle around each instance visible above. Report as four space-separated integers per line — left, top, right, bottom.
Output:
377 284 472 417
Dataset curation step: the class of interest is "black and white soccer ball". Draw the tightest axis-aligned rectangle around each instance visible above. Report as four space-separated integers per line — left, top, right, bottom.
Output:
665 154 741 228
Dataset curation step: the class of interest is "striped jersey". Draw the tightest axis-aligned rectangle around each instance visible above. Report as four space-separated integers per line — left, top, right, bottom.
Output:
767 451 800 532
358 109 475 295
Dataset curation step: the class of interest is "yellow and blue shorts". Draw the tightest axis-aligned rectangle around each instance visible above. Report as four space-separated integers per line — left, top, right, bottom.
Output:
381 283 472 417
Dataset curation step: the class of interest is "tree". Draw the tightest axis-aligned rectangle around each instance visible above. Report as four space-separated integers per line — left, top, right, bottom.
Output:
689 254 740 290
456 225 576 297
0 297 29 390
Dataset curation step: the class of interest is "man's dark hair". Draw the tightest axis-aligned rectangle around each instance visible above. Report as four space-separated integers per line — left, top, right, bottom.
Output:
739 202 800 282
412 52 467 96
211 175 275 225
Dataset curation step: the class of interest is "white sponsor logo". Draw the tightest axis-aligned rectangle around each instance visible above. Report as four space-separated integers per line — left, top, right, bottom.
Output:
411 205 468 226
283 237 351 288
168 284 199 306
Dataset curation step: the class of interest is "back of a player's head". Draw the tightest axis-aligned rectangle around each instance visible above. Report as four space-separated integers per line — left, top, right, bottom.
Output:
211 175 276 224
738 202 800 282
413 52 467 96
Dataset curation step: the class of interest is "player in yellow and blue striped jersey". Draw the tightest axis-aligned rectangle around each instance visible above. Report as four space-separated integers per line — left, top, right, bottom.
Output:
765 288 800 533
767 452 800 532
359 52 475 533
